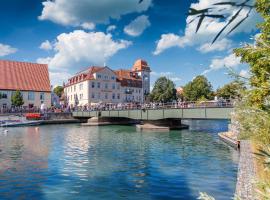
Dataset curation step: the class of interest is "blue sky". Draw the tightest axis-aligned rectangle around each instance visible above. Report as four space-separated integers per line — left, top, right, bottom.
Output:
0 0 261 89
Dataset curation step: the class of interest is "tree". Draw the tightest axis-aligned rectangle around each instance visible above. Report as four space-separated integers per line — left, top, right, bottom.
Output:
234 0 270 110
216 81 246 99
183 75 214 101
11 91 24 107
150 77 177 102
53 86 64 97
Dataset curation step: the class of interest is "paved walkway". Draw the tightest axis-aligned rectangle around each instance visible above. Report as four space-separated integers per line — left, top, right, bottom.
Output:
235 140 257 200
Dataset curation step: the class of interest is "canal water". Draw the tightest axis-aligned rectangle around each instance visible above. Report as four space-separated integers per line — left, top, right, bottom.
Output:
0 120 238 200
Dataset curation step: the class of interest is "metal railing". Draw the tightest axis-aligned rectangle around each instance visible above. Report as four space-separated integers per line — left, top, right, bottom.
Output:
74 100 234 112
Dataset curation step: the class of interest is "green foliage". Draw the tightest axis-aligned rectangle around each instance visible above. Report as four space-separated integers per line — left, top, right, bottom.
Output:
11 90 24 107
234 0 270 110
183 75 214 101
234 100 270 144
150 76 177 102
53 86 64 97
216 81 246 99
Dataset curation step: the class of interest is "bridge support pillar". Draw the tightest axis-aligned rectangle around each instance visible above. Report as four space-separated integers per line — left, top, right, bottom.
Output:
136 119 189 132
82 117 137 126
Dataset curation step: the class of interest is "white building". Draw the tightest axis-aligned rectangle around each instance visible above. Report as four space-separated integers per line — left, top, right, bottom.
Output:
64 59 151 107
0 60 51 111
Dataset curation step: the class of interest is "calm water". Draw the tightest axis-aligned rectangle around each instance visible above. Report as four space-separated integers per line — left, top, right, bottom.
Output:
0 120 238 200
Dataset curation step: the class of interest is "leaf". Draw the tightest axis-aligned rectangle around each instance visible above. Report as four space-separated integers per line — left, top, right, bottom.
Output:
196 15 205 33
212 6 244 44
205 14 225 19
213 2 237 6
227 7 252 35
188 8 210 16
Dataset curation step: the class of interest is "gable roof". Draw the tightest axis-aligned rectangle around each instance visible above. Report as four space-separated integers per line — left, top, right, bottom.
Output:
0 60 51 92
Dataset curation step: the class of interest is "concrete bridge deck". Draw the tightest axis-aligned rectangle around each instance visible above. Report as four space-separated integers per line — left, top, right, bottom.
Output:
73 107 233 120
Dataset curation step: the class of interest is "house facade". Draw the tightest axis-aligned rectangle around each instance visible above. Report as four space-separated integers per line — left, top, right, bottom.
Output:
0 60 51 110
64 59 151 107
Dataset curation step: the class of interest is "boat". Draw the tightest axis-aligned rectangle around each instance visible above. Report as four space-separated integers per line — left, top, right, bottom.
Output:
0 120 41 127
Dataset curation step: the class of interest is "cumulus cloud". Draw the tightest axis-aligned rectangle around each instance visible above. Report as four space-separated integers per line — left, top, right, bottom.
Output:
124 15 150 37
153 0 261 55
81 22 95 30
49 71 72 86
202 53 241 74
151 71 181 84
153 33 185 55
39 40 53 50
37 30 131 71
36 57 52 64
106 25 117 33
197 39 232 53
0 43 17 57
39 0 152 28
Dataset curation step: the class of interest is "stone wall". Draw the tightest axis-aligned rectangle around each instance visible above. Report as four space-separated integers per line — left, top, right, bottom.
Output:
235 140 257 200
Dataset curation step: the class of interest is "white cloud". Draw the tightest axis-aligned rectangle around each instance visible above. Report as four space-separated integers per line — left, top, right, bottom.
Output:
239 69 250 78
39 40 53 50
0 43 17 57
153 34 185 55
49 71 72 86
197 38 232 53
81 22 95 30
153 0 261 55
202 53 241 74
124 15 150 37
106 25 117 33
39 0 152 28
151 71 181 84
37 30 131 71
36 57 52 64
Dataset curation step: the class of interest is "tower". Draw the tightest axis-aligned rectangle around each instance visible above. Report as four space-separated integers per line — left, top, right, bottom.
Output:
132 59 151 102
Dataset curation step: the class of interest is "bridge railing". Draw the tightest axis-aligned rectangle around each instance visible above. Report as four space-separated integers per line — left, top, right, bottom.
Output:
74 100 234 112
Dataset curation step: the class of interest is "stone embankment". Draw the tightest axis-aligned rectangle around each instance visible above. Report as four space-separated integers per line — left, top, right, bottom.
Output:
235 140 257 200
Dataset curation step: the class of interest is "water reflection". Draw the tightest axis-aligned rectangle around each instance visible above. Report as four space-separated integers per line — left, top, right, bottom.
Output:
0 120 238 200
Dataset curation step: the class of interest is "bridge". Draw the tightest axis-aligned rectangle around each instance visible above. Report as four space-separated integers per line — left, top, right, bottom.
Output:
73 106 233 120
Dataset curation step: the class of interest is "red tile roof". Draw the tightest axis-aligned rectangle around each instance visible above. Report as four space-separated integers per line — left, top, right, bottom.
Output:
0 60 51 92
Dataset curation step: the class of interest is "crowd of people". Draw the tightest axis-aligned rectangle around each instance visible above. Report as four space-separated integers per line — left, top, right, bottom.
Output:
0 99 233 114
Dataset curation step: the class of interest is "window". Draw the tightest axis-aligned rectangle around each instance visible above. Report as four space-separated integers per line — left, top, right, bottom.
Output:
117 94 120 99
98 93 100 99
97 74 102 79
97 82 100 88
92 82 95 88
28 92 35 101
105 75 108 79
112 83 115 90
112 93 115 99
105 93 108 99
117 84 120 90
92 93 95 99
74 85 76 91
111 76 115 80
79 83 83 90
105 83 108 89
1 91 8 99
71 95 72 101
71 87 72 92
40 92 45 100
80 94 83 100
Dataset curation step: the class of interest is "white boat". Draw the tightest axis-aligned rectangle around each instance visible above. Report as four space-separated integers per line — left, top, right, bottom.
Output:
0 120 41 127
